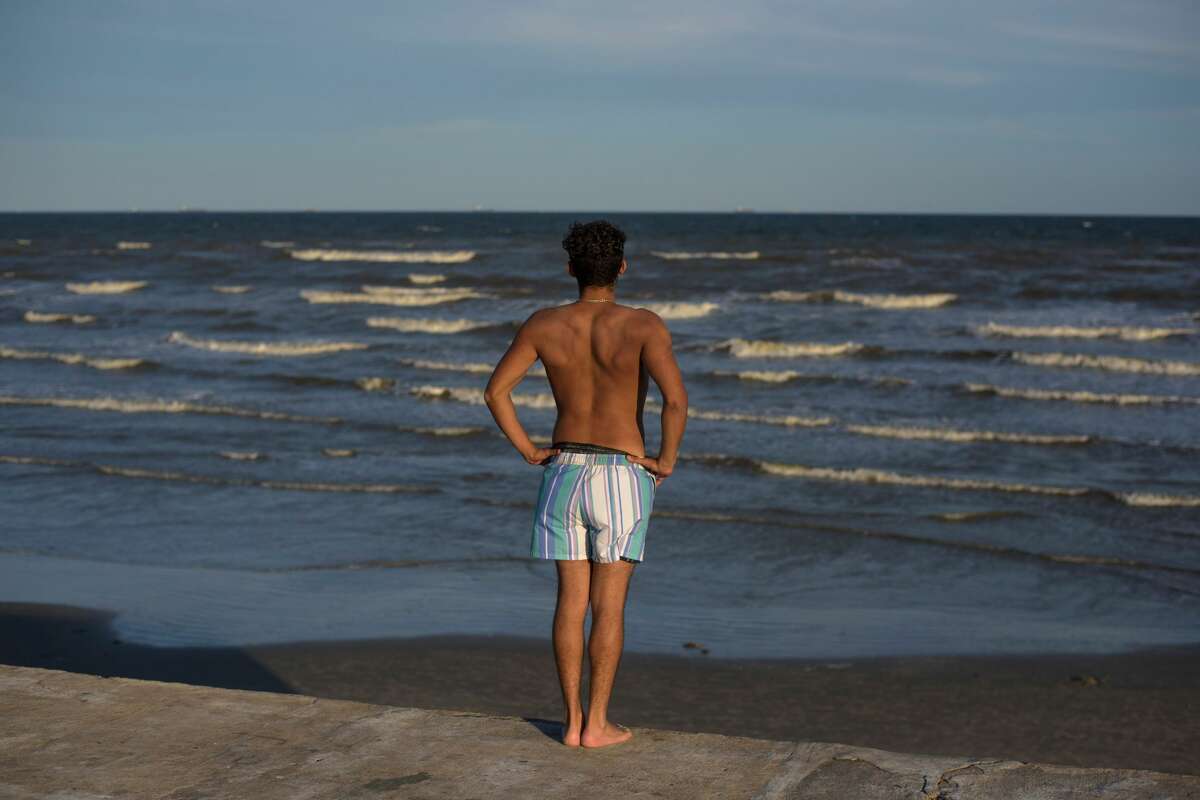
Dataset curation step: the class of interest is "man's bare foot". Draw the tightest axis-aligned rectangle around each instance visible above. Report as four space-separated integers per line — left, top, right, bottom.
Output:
562 715 585 747
581 720 633 748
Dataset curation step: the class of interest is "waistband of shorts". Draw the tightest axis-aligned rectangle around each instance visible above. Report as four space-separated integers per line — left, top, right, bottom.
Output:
548 451 637 467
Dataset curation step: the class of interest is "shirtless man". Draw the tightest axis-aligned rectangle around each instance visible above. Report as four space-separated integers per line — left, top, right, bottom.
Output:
484 220 688 749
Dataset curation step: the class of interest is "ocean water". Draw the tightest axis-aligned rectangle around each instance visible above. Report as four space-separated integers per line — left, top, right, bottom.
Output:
1 212 1198 658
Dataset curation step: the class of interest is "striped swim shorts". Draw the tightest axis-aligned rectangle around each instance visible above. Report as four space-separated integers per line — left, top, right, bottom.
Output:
531 451 657 564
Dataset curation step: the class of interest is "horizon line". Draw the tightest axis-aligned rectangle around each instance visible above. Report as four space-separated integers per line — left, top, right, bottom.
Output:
1 208 1198 219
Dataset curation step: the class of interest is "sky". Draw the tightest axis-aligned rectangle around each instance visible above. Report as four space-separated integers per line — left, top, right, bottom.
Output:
1 1 1198 214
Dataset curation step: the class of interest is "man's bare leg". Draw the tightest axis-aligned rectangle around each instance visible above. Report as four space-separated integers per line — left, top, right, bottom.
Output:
553 560 591 746
581 559 636 748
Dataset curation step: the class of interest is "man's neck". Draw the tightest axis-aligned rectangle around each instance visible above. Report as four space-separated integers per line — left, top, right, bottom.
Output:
577 286 616 304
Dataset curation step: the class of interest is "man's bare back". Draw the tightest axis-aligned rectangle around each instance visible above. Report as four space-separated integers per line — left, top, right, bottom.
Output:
529 302 659 457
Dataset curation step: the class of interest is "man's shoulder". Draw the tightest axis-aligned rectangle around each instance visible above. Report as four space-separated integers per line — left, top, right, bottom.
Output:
618 305 669 334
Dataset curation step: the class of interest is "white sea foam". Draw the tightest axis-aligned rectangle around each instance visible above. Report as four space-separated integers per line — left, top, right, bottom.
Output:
730 370 804 383
398 358 493 374
23 311 96 325
397 358 545 377
645 400 832 427
766 290 956 309
0 346 144 371
415 426 485 436
66 280 147 294
0 455 430 494
975 323 1192 341
290 249 475 263
718 338 865 358
360 285 473 296
756 460 1087 497
650 250 759 260
845 424 1090 446
688 408 834 427
0 394 340 424
1118 493 1200 508
260 240 295 248
116 241 151 250
410 384 556 409
354 377 395 392
966 382 1200 406
719 369 911 386
634 301 719 319
212 285 253 294
321 449 356 458
1012 352 1200 377
168 331 368 356
219 451 265 461
366 317 491 334
408 273 447 285
300 288 483 307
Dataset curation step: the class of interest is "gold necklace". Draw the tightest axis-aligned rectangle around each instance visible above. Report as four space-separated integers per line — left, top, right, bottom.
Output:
578 298 613 303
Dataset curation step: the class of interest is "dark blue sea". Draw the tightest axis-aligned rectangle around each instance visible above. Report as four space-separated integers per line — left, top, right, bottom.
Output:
1 212 1197 658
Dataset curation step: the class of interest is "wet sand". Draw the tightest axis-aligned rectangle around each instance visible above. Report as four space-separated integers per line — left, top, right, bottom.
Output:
2 601 1197 776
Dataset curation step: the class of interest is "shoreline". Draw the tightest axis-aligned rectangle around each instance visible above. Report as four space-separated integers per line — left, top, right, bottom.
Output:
2 601 1198 775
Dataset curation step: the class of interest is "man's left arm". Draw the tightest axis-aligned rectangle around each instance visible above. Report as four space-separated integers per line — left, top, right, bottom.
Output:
483 315 559 465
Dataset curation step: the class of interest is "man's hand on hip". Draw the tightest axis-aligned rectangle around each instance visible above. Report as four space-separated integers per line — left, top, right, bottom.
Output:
625 454 672 487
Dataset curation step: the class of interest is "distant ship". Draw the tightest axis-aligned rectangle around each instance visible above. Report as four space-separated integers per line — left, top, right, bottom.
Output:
734 207 755 214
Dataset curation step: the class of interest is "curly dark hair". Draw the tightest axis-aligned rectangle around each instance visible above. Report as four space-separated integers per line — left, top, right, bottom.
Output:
561 220 626 289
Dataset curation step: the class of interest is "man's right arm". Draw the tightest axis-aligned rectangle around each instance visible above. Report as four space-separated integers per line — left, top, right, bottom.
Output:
630 314 688 485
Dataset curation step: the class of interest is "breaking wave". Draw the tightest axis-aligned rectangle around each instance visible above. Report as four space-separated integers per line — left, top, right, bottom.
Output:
300 288 483 307
66 280 147 294
1118 493 1200 508
717 369 911 387
651 250 759 260
397 358 493 374
410 384 556 409
644 400 833 427
259 240 295 248
688 408 834 427
212 285 253 294
366 317 492 334
0 394 340 424
396 358 545 377
321 449 356 458
634 301 720 319
168 331 368 356
289 249 475 263
845 424 1090 446
696 454 1088 497
766 290 956 309
965 383 1200 407
219 451 265 461
415 426 487 437
354 377 395 392
408 273 447 284
717 338 867 358
0 454 435 494
0 346 146 371
116 241 151 250
1012 352 1200 377
974 323 1193 341
24 311 95 325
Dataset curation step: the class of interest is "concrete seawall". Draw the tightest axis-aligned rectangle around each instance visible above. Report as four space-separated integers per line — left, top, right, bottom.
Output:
1 664 1196 799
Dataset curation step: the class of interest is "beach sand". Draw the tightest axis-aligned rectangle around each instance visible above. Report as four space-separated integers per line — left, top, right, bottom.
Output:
2 601 1197 776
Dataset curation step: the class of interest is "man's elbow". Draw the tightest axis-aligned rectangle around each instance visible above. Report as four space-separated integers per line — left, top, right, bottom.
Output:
662 388 688 411
483 385 507 407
